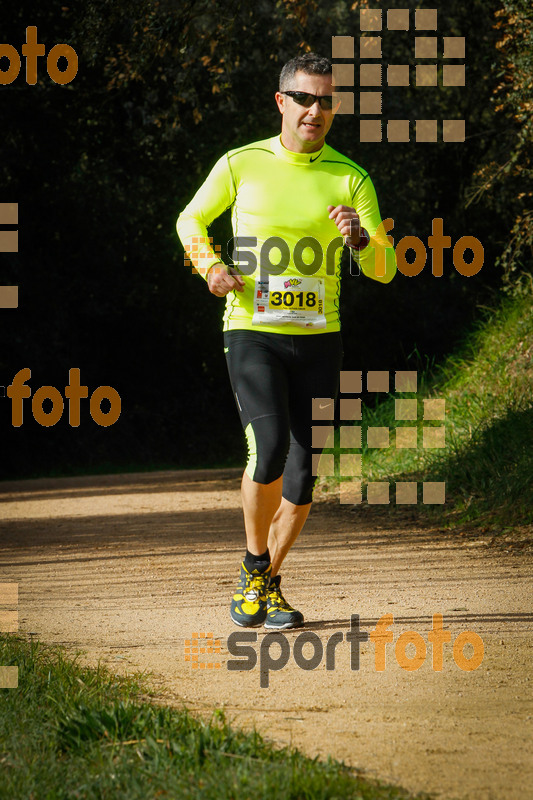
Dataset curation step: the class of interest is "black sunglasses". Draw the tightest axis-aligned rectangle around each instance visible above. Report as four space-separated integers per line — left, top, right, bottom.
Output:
281 90 334 110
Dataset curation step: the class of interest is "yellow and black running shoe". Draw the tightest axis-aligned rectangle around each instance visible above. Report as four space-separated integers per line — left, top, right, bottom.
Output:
230 562 271 627
264 575 304 630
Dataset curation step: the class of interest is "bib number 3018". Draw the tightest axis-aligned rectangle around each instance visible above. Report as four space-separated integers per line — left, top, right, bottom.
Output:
252 275 326 328
269 291 317 310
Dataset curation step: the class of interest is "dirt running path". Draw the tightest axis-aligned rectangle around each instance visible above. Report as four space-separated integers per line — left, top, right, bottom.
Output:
1 469 532 800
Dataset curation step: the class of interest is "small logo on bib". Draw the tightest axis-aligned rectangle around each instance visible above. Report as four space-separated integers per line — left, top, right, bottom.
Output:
284 278 302 288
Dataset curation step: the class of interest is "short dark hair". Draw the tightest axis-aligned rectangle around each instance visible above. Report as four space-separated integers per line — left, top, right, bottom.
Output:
279 53 332 91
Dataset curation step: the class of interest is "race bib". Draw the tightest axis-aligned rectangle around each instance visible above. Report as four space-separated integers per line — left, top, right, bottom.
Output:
252 276 326 328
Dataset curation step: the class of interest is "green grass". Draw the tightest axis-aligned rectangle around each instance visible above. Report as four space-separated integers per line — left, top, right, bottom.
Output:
322 288 533 533
0 635 430 800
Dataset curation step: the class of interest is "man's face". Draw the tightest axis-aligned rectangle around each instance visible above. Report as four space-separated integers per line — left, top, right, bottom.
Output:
275 70 337 153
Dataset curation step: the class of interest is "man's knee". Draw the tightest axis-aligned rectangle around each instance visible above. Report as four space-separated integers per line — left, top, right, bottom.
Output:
245 420 289 484
282 467 316 505
281 441 316 505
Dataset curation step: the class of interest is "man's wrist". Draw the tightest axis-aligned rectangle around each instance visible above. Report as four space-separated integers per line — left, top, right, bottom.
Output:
206 261 227 280
347 228 370 252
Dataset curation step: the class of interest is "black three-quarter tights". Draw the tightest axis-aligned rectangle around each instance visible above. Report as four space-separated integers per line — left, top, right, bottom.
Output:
224 329 343 505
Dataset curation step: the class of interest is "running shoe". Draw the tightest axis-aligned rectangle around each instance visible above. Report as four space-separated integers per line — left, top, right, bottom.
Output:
230 562 271 627
264 575 304 630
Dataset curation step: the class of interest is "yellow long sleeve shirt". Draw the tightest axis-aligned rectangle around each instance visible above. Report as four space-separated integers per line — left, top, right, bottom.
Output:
177 134 396 334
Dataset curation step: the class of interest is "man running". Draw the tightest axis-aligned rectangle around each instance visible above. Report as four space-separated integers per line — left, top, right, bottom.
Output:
177 52 396 630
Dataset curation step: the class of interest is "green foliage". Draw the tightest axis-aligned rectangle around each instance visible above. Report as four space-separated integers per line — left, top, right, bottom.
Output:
466 0 533 291
0 635 430 799
328 288 533 531
1 0 529 477
429 289 533 525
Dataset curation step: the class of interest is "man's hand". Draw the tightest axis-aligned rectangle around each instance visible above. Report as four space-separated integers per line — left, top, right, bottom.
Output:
328 205 361 247
207 263 245 296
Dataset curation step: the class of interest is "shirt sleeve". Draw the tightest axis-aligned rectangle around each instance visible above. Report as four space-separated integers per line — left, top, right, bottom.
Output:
176 153 236 280
351 173 397 284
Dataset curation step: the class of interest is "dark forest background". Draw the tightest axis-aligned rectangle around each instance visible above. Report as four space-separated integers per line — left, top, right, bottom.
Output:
1 0 531 480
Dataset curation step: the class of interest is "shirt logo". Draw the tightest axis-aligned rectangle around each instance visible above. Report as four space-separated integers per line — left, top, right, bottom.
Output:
284 278 302 288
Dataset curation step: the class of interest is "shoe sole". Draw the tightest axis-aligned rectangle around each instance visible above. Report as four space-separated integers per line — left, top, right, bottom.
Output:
264 620 305 630
230 612 266 628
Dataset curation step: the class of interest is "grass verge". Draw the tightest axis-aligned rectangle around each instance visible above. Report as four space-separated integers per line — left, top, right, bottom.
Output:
0 634 431 800
319 288 533 536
